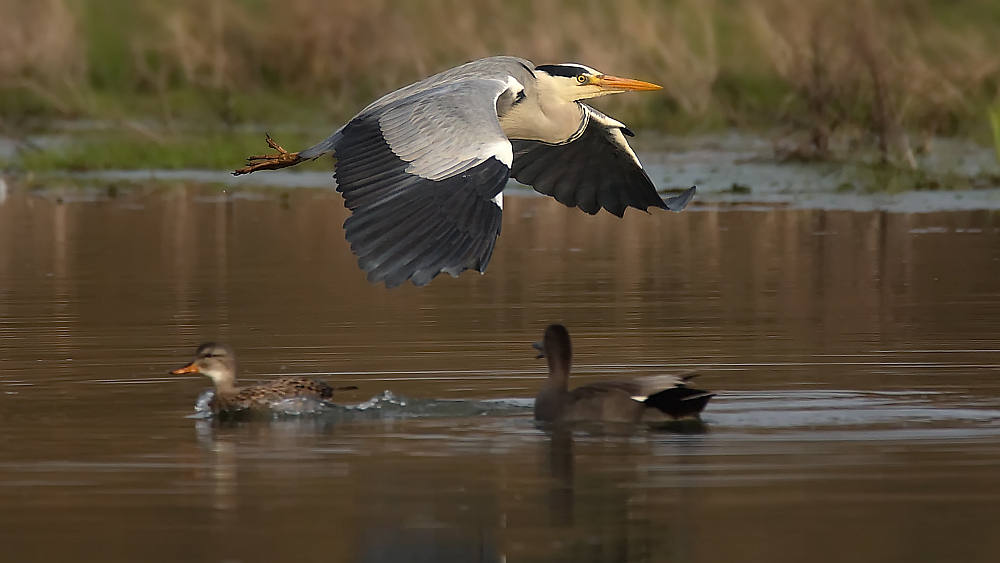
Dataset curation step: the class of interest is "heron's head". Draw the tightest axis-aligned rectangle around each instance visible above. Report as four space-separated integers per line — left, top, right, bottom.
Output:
534 63 661 102
170 342 238 388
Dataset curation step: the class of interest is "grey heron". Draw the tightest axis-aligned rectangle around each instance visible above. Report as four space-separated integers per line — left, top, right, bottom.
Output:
234 56 695 288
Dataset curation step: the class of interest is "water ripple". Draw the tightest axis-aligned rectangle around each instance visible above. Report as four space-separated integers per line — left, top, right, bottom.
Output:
704 390 1000 437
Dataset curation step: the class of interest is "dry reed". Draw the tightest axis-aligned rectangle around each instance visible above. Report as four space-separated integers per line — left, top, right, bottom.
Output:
1 0 999 158
0 0 85 117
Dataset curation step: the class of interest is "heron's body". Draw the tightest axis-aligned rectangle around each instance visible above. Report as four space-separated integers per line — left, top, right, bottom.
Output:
533 324 713 424
171 342 357 417
235 56 695 288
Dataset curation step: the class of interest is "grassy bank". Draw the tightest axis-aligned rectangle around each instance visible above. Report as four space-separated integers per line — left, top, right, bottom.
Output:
11 128 334 172
2 0 1000 171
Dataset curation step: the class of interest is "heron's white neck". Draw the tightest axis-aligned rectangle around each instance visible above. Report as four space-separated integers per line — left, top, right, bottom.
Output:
499 74 586 144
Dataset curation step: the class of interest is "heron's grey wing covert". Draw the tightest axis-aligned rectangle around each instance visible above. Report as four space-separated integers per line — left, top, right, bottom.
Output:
331 79 518 288
300 58 535 288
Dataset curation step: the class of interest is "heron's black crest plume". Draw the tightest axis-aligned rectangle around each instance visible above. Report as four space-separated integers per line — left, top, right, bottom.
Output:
535 64 591 78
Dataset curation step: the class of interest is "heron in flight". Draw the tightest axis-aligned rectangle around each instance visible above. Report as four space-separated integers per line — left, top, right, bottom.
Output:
234 56 695 288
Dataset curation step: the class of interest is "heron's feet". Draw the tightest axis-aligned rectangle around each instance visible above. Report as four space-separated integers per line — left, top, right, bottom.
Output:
232 134 303 175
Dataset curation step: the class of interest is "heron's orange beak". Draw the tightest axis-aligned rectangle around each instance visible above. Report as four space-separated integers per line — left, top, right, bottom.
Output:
595 75 662 92
170 363 200 375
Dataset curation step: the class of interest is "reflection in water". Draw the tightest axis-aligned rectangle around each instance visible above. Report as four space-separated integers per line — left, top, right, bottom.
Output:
540 426 709 563
190 415 709 563
2 186 999 362
194 421 238 513
1 184 1000 562
547 428 575 526
191 415 507 563
352 457 502 563
165 186 199 346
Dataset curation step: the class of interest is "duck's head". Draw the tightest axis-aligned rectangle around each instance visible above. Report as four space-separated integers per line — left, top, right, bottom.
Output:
171 342 238 389
533 324 573 378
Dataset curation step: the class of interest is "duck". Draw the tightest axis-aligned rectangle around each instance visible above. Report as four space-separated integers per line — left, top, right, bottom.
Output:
532 324 713 424
171 342 357 416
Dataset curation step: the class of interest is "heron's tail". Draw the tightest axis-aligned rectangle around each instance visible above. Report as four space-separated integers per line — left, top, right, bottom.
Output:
663 185 696 212
298 130 345 160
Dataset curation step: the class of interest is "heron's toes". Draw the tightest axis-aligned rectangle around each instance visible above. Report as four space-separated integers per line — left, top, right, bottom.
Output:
245 153 273 163
264 134 288 154
232 135 302 176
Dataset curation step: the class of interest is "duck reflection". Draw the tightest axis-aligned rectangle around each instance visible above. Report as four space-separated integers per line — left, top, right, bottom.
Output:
547 427 576 525
195 421 238 513
194 417 504 563
538 424 707 563
191 405 710 563
348 447 505 563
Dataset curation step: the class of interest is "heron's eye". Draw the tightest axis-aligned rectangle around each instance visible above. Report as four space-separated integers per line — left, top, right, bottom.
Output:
576 75 588 85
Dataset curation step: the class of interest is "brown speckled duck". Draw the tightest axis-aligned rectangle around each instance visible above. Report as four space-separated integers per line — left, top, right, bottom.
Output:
171 342 357 416
533 324 713 424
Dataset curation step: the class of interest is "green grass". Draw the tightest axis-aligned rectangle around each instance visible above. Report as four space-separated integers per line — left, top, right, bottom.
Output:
8 130 335 172
852 162 1000 194
989 101 1000 166
2 0 1000 175
3 1 995 127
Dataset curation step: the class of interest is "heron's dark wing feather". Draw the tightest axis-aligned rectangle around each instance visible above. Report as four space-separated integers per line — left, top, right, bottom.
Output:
511 106 695 217
335 109 508 288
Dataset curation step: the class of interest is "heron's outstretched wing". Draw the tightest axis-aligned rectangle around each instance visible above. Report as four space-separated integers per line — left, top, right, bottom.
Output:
334 77 520 288
510 106 695 217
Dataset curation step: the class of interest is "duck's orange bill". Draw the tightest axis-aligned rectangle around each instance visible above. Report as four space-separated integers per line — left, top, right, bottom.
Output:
170 363 200 375
595 75 662 92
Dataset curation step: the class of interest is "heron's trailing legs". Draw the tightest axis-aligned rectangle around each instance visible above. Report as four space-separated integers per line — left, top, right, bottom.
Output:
232 134 303 175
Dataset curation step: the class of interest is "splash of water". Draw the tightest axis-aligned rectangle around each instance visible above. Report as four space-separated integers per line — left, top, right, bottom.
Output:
188 388 534 421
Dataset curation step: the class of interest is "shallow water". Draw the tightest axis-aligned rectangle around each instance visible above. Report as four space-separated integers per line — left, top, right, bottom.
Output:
1 183 1000 562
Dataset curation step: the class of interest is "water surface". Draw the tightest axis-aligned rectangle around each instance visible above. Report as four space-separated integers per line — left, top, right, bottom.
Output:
1 183 999 562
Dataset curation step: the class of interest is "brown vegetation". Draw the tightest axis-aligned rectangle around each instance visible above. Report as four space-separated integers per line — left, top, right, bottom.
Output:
1 0 999 162
0 0 85 118
749 0 995 166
